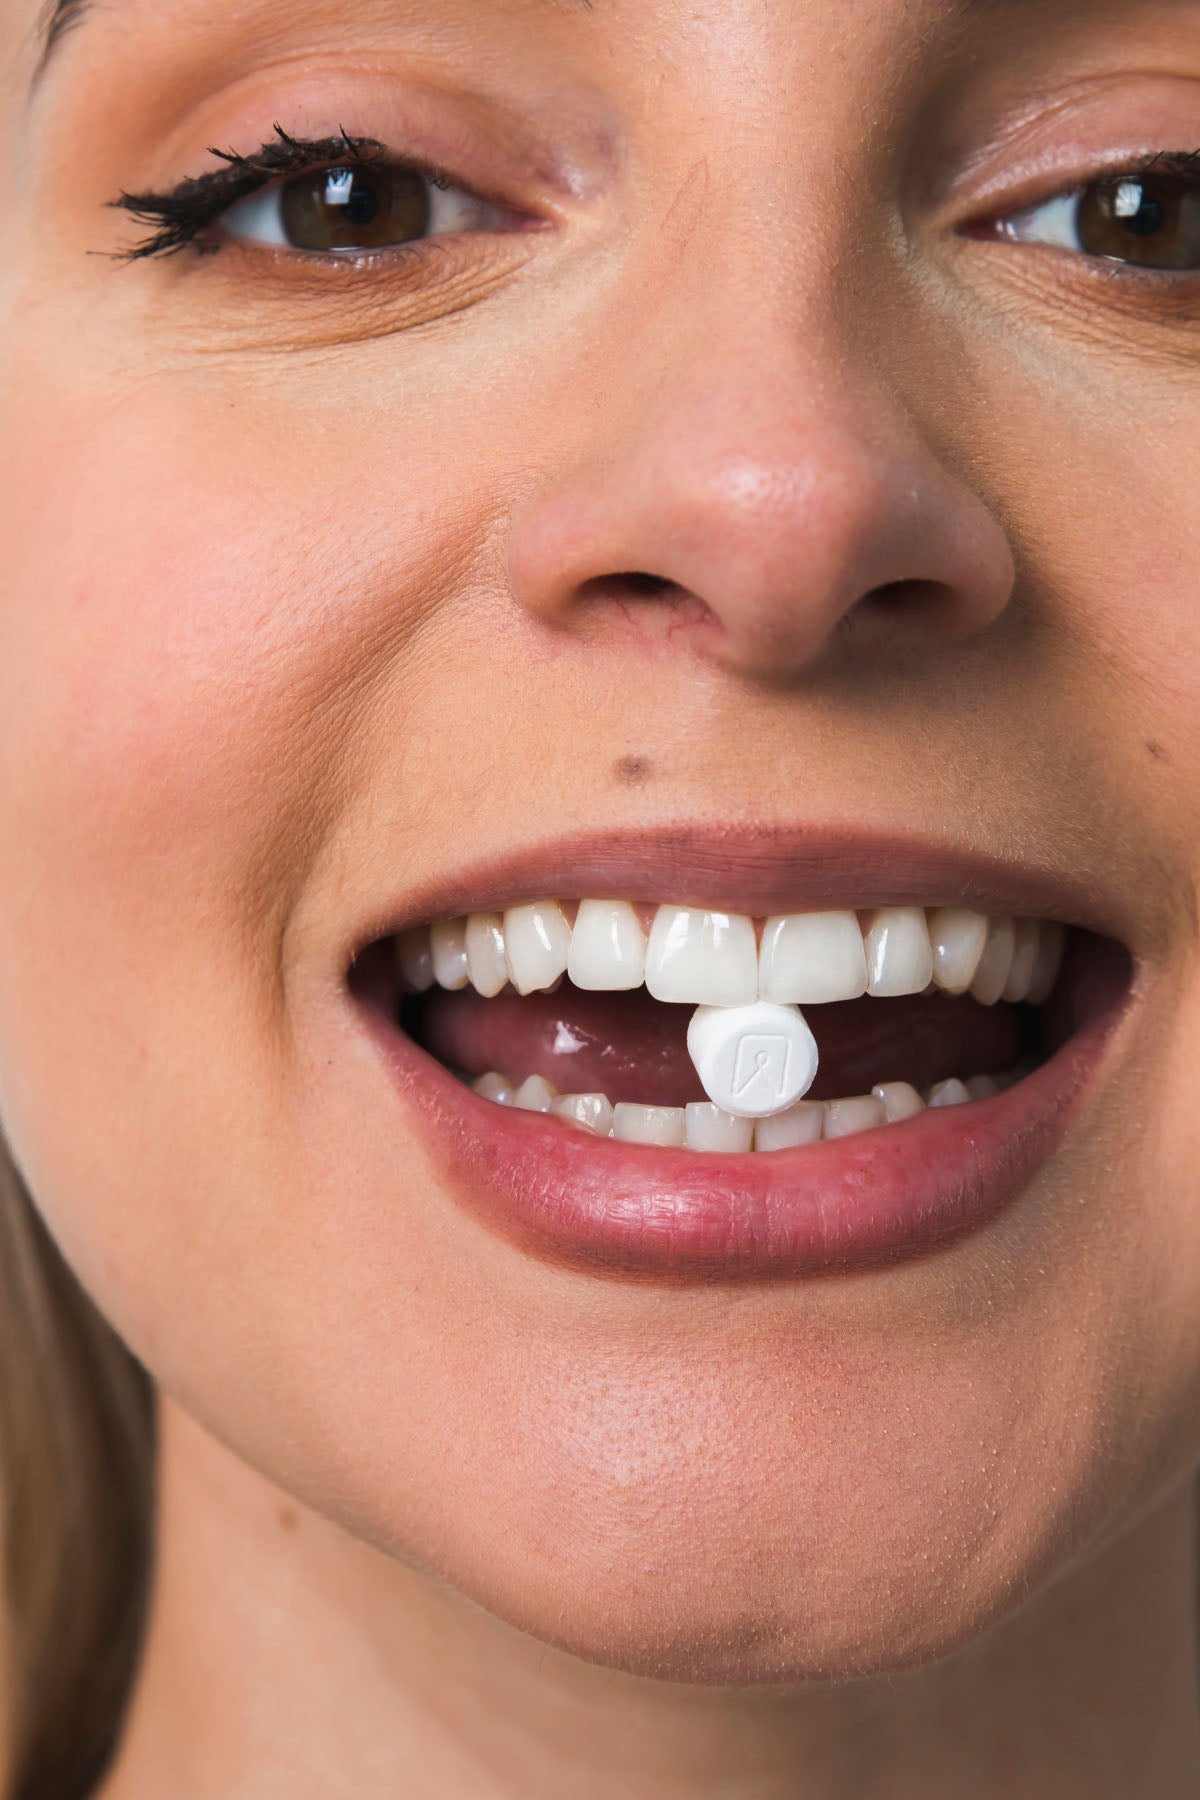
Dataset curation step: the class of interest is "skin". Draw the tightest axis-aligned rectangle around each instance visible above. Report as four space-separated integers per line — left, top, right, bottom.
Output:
2 0 1200 1791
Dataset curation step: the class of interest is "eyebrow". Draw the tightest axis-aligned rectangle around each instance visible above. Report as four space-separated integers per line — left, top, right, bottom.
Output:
33 0 594 81
36 0 86 70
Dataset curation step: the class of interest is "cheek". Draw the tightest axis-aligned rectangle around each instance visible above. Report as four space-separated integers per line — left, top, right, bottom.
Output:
0 380 453 1272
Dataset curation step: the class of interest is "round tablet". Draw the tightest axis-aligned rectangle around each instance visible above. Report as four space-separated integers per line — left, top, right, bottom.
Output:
686 1002 819 1121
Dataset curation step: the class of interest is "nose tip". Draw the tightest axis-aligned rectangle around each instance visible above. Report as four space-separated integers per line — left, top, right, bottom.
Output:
507 376 1016 683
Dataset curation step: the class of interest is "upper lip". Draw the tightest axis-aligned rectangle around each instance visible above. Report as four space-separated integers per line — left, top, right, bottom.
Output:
342 818 1138 971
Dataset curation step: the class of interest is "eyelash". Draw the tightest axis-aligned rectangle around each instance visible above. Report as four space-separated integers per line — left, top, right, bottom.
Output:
985 146 1200 221
110 130 1200 277
109 123 461 263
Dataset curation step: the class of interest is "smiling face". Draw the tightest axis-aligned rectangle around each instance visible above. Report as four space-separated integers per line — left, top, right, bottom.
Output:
1 0 1200 1684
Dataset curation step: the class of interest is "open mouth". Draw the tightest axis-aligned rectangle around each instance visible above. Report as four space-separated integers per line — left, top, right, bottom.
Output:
346 861 1132 1281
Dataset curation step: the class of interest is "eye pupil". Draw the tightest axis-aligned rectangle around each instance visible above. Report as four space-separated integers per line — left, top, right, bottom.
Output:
279 164 430 253
1113 181 1165 237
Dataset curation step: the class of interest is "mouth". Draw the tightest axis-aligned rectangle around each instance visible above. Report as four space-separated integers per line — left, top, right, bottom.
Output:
344 829 1133 1283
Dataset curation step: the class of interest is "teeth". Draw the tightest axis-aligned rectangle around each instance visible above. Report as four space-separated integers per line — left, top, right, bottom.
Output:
871 1081 925 1123
612 1104 686 1147
645 908 759 1006
397 926 435 993
1002 918 1041 1003
430 919 470 991
928 909 988 996
1027 923 1066 1004
966 1075 1000 1100
472 1071 515 1104
513 1074 557 1112
864 908 935 998
415 903 1063 1008
969 917 1015 1006
567 900 647 991
469 1062 1034 1143
754 1101 824 1150
758 910 868 1004
465 912 509 998
503 901 572 995
824 1095 888 1138
551 1093 615 1136
684 1103 755 1153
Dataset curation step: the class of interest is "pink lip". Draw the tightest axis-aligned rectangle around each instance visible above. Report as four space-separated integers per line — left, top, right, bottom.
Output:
345 821 1133 1284
355 998 1121 1284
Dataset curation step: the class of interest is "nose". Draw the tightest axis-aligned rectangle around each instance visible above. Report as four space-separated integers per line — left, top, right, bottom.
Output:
506 319 1015 684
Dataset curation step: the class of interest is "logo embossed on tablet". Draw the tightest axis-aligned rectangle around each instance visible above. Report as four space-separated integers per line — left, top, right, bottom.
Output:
732 1034 794 1105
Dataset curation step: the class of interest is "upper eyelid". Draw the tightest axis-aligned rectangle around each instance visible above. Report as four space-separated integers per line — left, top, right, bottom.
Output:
113 129 461 216
108 126 513 260
960 147 1200 230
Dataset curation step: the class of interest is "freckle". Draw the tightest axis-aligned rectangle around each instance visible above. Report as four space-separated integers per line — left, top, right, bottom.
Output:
1146 740 1170 764
277 1507 299 1532
615 755 653 786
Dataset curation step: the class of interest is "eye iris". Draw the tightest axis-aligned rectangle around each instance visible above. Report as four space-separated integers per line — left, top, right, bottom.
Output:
278 164 430 252
1077 175 1200 269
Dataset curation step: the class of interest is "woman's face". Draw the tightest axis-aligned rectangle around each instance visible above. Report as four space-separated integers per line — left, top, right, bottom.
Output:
2 0 1200 1681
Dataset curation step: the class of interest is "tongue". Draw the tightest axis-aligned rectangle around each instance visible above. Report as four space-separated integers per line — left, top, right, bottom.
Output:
418 981 1024 1106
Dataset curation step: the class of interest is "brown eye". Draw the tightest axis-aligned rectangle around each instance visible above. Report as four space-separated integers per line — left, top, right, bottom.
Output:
1075 175 1200 269
275 164 430 253
216 159 506 258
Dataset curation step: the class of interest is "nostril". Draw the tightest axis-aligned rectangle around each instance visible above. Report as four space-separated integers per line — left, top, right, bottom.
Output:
595 571 678 600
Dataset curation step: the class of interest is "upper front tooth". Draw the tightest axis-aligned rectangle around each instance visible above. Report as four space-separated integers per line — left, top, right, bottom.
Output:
567 900 647 991
758 911 868 1004
929 909 988 995
644 907 758 1005
969 917 1015 1006
864 908 935 997
430 918 470 990
466 912 509 997
503 901 572 994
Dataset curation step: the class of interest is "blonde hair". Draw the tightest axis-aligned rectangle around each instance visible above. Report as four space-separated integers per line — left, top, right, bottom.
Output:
0 1140 154 1799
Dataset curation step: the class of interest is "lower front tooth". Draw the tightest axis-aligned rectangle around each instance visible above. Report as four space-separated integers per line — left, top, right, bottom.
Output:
928 1078 970 1107
513 1074 557 1112
613 1104 686 1147
551 1093 615 1136
754 1102 824 1151
824 1096 887 1138
871 1081 925 1123
684 1103 754 1153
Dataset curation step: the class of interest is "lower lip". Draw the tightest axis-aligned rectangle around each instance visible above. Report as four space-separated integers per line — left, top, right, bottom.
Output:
358 1001 1122 1284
